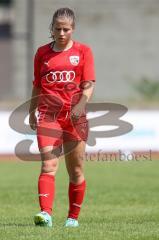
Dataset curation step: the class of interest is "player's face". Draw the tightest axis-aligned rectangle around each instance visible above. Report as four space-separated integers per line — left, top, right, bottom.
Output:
52 17 74 46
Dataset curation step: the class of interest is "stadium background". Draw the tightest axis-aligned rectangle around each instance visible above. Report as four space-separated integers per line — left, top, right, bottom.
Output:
0 1 159 239
1 0 159 105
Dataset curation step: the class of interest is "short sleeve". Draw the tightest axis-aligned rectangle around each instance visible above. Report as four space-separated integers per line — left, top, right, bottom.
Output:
33 49 41 87
82 47 95 82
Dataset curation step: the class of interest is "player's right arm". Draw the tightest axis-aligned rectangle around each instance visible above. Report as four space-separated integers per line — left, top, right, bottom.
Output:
29 48 41 130
29 86 40 130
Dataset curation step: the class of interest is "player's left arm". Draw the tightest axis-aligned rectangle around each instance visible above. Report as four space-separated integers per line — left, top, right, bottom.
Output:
71 46 96 118
72 80 95 111
71 83 95 118
71 81 95 118
80 80 95 103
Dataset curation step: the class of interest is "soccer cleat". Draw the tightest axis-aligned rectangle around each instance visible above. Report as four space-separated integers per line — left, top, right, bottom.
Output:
64 218 79 227
34 211 52 227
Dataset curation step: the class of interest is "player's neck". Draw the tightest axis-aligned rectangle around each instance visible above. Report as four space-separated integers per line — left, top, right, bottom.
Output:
53 40 73 52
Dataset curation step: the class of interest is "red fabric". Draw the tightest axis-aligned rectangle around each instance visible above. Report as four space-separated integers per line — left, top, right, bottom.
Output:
33 41 95 113
37 112 88 149
68 180 86 220
38 173 55 215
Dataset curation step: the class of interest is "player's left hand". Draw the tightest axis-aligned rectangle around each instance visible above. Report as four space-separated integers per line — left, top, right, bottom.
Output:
71 103 86 120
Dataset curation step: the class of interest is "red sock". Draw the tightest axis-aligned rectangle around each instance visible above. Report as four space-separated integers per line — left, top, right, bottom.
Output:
38 173 55 215
68 180 86 220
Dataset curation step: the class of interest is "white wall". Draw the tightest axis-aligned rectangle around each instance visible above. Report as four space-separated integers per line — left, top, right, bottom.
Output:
1 110 159 155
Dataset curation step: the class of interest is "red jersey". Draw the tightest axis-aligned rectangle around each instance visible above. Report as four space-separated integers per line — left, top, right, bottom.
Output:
33 41 95 115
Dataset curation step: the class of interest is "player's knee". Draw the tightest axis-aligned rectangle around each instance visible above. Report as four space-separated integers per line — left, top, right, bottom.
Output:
40 146 61 161
70 166 83 182
41 159 58 174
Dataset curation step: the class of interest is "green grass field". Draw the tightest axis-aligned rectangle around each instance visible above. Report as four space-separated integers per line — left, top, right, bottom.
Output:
0 159 159 240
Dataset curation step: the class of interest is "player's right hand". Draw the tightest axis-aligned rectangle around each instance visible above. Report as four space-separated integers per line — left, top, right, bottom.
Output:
29 113 37 130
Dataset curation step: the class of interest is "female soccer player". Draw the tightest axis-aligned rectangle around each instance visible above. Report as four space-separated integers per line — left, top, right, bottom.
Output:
29 7 95 227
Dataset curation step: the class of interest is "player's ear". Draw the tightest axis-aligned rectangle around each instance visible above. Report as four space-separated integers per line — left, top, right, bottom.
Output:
51 30 55 40
52 34 55 40
72 26 75 33
71 22 75 31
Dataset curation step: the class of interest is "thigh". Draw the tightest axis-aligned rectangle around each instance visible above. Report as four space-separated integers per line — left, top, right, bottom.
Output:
63 115 89 143
64 140 86 173
37 120 63 150
40 145 62 161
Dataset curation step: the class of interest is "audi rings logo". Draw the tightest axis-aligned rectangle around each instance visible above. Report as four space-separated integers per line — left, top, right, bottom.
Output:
46 71 75 83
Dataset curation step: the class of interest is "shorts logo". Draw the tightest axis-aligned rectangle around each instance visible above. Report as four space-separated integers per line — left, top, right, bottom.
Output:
69 56 79 66
44 61 49 66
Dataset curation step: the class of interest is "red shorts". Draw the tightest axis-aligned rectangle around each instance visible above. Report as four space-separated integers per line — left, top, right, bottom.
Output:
36 111 88 150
